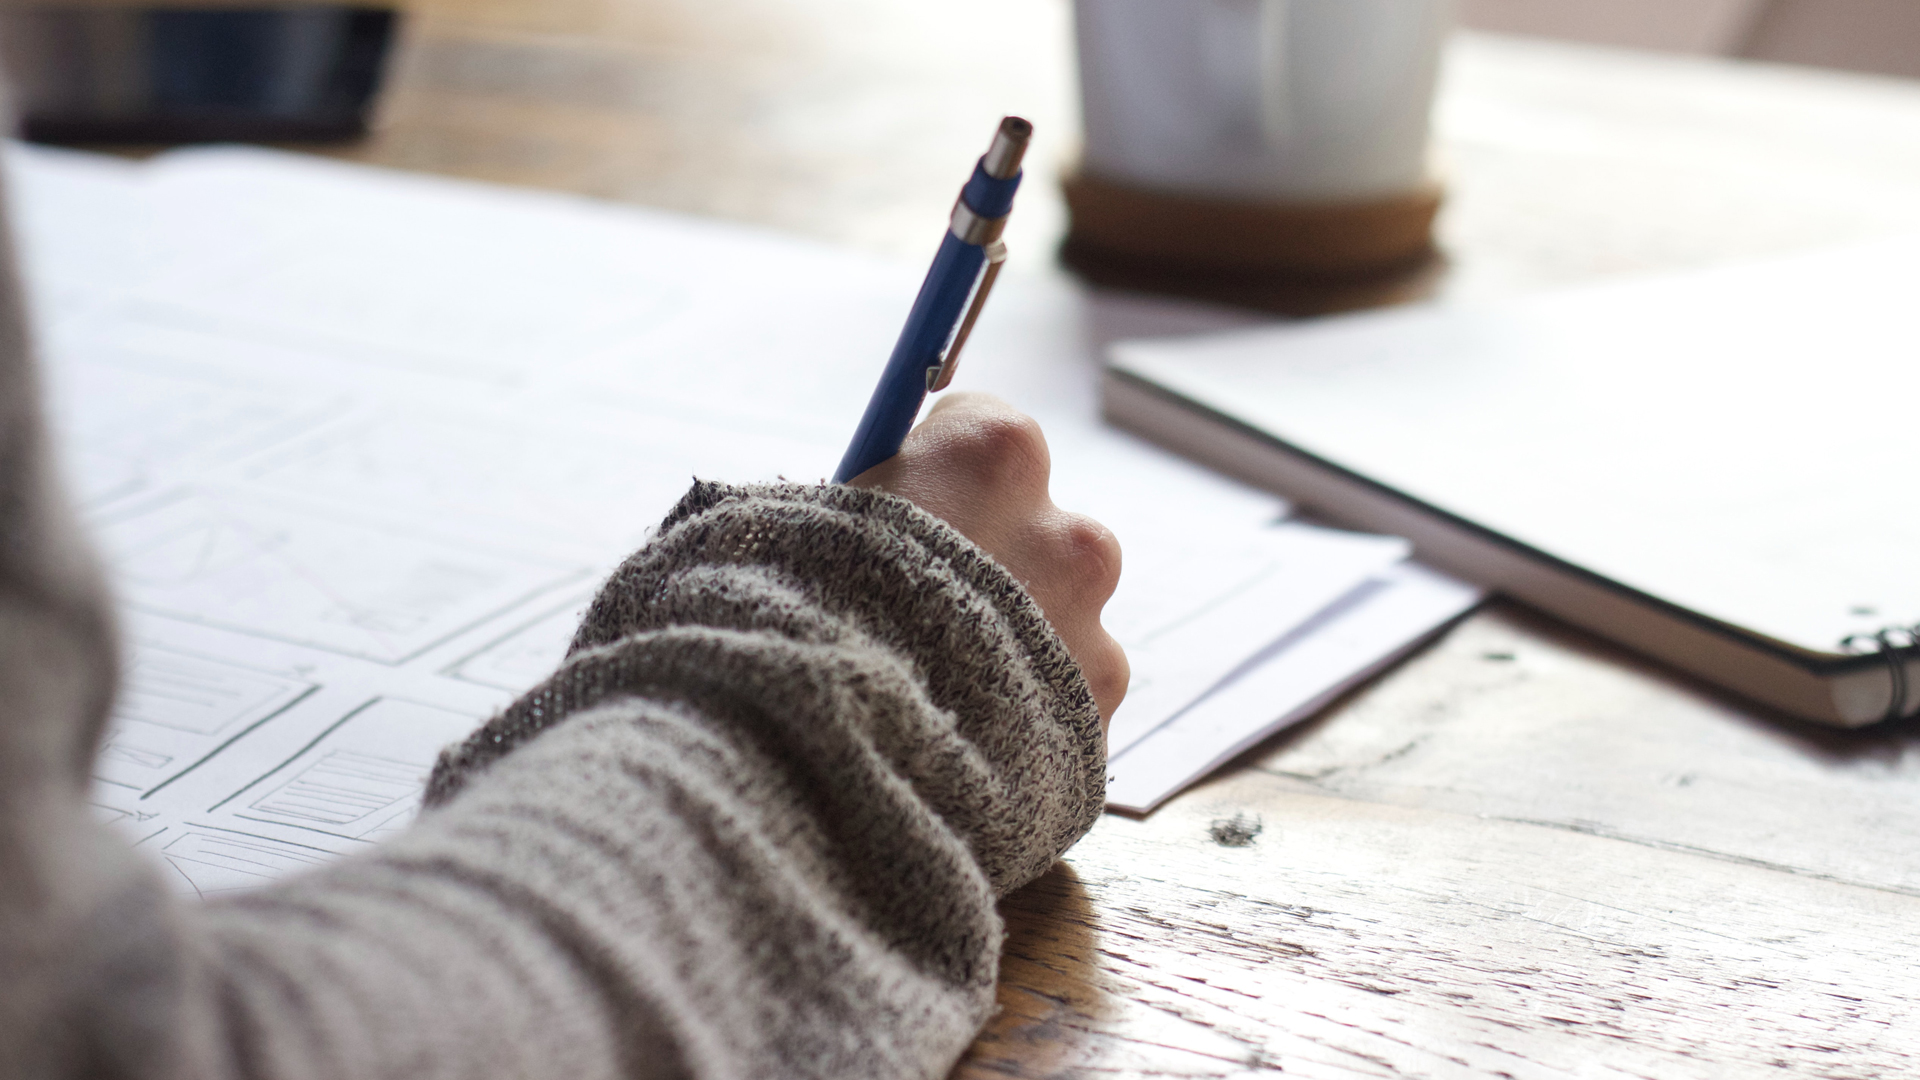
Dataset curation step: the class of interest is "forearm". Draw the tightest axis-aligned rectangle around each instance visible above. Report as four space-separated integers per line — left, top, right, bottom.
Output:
199 691 990 1079
183 482 1105 1080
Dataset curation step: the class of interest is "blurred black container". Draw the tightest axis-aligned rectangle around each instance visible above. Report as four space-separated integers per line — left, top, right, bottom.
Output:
0 5 398 143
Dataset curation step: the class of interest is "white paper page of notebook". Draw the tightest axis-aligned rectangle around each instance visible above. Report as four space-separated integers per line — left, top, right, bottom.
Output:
1112 236 1920 658
8 143 1440 883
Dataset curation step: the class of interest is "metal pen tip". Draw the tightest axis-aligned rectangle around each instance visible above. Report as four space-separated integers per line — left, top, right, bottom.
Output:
983 116 1032 180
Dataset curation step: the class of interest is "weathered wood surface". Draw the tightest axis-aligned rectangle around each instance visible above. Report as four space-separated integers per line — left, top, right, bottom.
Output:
360 5 1920 281
956 607 1920 1076
1248 609 1920 897
323 4 1920 1074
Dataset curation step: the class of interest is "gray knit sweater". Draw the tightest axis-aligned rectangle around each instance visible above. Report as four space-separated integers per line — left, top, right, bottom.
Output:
0 171 1106 1077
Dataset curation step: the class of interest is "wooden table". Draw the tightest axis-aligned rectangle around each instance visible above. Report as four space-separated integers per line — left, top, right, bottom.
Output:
337 4 1920 1074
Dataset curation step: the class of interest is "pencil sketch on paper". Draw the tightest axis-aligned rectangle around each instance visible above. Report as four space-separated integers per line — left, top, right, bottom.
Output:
96 492 582 664
92 647 314 794
89 800 166 847
248 751 424 839
219 697 481 851
126 152 692 381
239 405 840 555
447 593 592 693
40 348 340 507
156 829 333 900
240 413 687 550
1102 523 1409 757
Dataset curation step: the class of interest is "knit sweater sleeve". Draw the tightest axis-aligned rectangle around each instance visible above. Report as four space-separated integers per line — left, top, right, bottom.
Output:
178 479 1107 1080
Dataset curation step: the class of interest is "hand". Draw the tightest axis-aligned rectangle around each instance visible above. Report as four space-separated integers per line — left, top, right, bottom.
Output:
849 393 1128 728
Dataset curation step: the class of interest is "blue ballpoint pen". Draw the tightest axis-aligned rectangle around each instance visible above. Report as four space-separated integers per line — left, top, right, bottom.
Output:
831 116 1032 483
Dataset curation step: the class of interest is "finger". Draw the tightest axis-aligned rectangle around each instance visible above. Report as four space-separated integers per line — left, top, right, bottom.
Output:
1010 512 1120 632
905 407 1050 499
1079 630 1129 728
1056 513 1125 724
1060 512 1122 609
916 394 1050 486
850 394 1048 495
924 389 1008 419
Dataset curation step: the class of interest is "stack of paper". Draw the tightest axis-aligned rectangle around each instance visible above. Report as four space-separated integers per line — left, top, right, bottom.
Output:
1102 554 1478 811
8 143 1476 896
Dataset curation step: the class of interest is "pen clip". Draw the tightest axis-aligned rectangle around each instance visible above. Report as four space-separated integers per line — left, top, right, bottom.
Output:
926 240 1007 393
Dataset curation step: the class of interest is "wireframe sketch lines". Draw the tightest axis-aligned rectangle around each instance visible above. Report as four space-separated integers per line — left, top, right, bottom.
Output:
125 150 691 380
240 407 840 552
93 648 313 793
250 751 421 832
220 697 480 850
158 830 332 899
448 593 592 692
118 649 307 735
96 491 581 662
37 338 342 507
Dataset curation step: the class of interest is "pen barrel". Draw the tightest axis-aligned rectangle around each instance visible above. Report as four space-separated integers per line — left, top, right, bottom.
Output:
832 232 988 483
961 160 1022 218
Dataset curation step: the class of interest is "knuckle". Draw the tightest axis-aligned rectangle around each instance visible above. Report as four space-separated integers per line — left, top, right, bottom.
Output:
952 412 1049 490
1061 514 1122 599
1083 637 1131 709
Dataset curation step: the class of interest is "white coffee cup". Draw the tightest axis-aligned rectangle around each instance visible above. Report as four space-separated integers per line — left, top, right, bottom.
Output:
1075 0 1451 202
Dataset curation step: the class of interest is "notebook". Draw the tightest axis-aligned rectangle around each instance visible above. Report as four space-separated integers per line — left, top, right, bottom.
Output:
1104 236 1920 727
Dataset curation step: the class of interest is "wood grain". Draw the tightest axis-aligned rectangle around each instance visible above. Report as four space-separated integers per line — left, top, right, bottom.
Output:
1247 606 1920 897
961 775 1920 1078
348 6 1920 284
301 4 1920 1073
959 607 1920 1076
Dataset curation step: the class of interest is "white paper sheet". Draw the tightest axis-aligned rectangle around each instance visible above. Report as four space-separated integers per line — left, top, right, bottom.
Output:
1103 523 1409 756
6 142 1473 893
1106 562 1482 813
